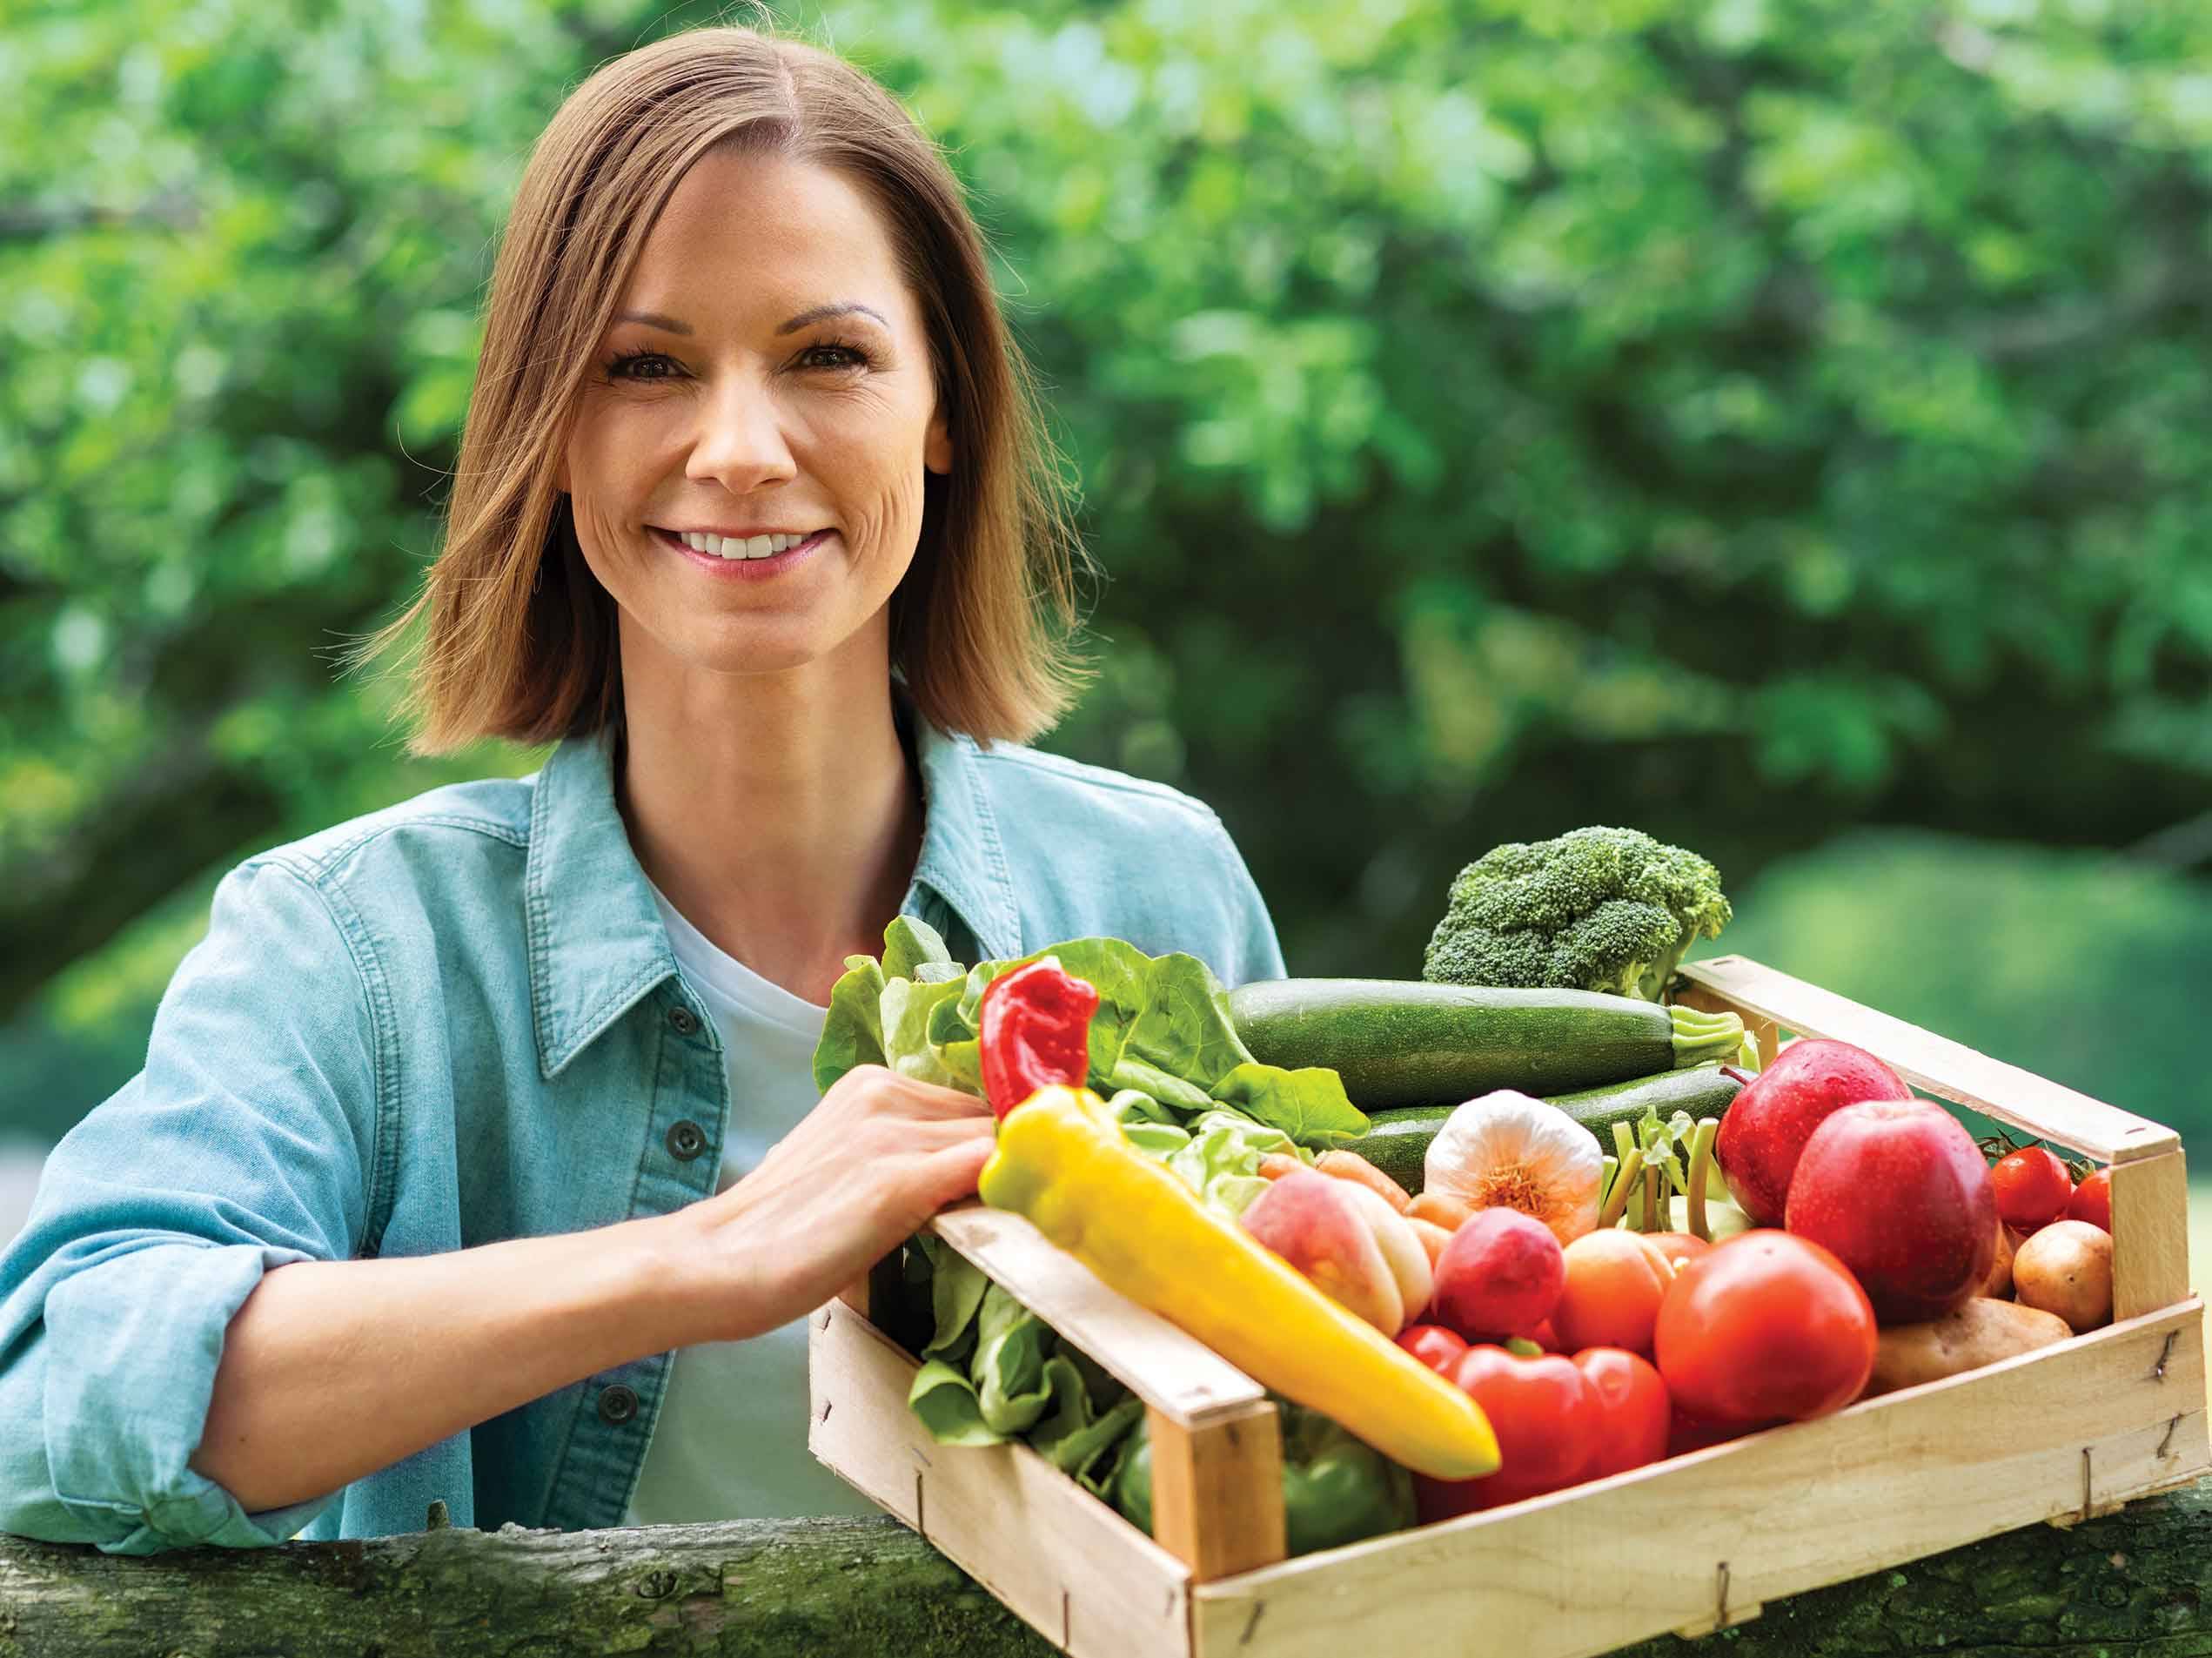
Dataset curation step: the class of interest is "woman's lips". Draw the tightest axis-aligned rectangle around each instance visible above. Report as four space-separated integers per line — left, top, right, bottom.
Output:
654 526 832 579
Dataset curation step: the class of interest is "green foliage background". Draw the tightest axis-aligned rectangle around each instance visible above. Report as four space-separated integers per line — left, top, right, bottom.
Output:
3 0 2209 1166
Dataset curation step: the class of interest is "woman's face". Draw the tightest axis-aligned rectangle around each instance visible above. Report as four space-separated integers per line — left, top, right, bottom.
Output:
560 148 951 681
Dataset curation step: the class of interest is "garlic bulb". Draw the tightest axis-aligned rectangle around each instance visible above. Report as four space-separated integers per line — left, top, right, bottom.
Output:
1424 1090 1603 1245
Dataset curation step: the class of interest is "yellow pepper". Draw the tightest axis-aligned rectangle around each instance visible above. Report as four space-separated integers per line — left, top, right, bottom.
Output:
979 1085 1499 1480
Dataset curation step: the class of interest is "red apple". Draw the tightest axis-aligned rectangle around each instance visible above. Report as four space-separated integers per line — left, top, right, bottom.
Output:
1715 1039 1912 1225
1784 1099 1997 1324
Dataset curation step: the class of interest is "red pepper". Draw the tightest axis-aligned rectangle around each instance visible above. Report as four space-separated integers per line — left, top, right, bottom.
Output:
977 957 1099 1119
1571 1346 1670 1479
1415 1344 1599 1520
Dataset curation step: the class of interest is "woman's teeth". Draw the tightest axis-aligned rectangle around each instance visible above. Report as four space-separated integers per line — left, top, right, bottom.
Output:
677 530 814 560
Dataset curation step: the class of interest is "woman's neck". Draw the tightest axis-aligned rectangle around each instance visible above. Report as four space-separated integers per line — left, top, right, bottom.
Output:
613 636 922 1006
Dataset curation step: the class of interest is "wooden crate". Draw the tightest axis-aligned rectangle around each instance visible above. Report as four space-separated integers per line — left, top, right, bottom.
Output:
810 956 2210 1658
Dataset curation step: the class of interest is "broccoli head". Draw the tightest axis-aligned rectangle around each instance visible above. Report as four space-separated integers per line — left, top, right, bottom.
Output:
1420 826 1733 1001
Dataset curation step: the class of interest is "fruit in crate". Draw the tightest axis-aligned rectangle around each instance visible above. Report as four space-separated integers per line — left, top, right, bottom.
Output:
1240 1168 1432 1336
1429 1207 1566 1342
1552 1231 1676 1355
1990 1145 2075 1232
2066 1166 2113 1232
1784 1099 1998 1324
1654 1231 1877 1425
1715 1038 1913 1225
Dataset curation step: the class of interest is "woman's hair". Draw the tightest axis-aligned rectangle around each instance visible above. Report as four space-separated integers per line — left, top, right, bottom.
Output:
353 21 1094 751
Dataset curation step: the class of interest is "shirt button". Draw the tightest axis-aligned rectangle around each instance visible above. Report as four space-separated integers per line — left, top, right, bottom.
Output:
667 1004 700 1037
665 1119 708 1162
598 1384 640 1426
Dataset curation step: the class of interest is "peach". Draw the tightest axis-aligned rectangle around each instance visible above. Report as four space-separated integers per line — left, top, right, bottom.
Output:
1241 1168 1430 1334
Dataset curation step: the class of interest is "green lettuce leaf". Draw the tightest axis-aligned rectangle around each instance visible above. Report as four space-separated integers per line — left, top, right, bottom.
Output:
883 915 954 981
812 956 888 1092
881 977 968 1087
1211 1062 1369 1148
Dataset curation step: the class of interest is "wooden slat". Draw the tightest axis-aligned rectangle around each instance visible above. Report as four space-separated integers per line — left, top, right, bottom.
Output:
1676 957 2177 1163
1191 1300 2210 1658
1146 1402 1287 1582
928 1204 1266 1426
2111 1150 2194 1322
808 1298 1194 1658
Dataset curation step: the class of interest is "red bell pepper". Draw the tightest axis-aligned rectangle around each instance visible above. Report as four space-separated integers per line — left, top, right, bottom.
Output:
977 957 1099 1119
1416 1344 1599 1520
1571 1346 1670 1479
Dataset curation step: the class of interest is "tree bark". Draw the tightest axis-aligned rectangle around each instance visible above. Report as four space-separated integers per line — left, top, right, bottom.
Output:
3 1477 2207 1657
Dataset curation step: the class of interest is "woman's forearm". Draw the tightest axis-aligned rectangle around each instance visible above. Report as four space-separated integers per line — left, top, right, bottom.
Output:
190 1214 704 1514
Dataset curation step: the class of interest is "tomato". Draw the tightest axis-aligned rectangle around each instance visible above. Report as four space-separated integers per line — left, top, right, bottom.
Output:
1653 1230 1877 1426
1415 1345 1599 1520
1644 1232 1714 1269
1572 1347 1670 1479
2067 1166 2112 1232
1397 1323 1470 1377
1553 1232 1674 1355
1990 1146 2075 1232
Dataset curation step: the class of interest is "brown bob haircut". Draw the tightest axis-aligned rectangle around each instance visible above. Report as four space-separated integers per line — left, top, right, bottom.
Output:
356 20 1093 753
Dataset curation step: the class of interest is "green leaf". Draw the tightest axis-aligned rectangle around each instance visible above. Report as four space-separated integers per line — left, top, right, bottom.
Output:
1211 1063 1370 1148
884 916 954 981
921 1240 990 1364
881 976 968 1088
812 957 888 1092
906 1359 1009 1446
1121 952 1257 1094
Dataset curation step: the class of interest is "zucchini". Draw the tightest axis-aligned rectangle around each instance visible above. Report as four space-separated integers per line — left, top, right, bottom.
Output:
1225 978 1746 1111
1355 1064 1746 1196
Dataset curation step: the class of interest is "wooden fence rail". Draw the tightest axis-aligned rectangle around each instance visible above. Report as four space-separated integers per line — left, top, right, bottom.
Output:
3 1475 2207 1657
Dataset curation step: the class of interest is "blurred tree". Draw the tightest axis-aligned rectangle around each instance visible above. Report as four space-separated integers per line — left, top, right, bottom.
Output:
4 0 2210 1022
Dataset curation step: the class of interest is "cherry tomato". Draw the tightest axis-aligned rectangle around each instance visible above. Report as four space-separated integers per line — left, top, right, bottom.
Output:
1572 1347 1670 1479
1990 1146 2075 1232
2067 1166 2112 1232
1653 1230 1877 1426
1553 1232 1675 1355
1415 1345 1599 1520
1397 1323 1470 1377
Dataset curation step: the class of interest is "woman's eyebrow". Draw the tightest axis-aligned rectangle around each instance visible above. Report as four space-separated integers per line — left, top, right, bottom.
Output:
612 302 890 336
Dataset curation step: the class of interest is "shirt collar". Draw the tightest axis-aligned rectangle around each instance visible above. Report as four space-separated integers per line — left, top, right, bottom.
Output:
523 691 1022 1079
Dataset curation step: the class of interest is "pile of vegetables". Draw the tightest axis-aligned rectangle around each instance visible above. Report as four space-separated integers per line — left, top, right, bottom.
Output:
814 919 1464 1543
812 825 2123 1554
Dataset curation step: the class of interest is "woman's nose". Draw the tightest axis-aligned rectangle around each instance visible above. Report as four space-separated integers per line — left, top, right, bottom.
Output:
684 377 797 490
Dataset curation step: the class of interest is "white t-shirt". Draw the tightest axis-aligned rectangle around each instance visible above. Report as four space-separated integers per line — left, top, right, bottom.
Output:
621 883 883 1524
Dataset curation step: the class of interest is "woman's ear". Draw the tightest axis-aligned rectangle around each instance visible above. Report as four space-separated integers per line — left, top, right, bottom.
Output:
925 406 952 476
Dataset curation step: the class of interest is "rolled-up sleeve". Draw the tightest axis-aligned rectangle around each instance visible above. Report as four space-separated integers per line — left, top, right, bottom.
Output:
0 857 379 1553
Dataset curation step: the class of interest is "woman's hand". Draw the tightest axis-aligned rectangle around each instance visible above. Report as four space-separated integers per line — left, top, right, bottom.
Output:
661 1064 995 1344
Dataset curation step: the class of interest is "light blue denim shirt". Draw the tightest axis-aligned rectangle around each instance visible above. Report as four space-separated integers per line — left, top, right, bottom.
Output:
0 701 1285 1554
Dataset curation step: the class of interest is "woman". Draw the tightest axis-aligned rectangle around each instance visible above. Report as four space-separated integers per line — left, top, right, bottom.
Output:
0 23 1282 1552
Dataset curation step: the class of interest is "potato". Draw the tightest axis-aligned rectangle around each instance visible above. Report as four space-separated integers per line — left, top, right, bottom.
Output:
2012 1219 2114 1332
1862 1298 2075 1398
1977 1212 2014 1299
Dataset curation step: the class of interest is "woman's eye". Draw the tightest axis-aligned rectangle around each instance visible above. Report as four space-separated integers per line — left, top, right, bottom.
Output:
801 341 872 372
602 341 873 382
606 349 675 380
